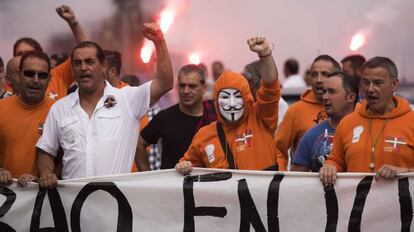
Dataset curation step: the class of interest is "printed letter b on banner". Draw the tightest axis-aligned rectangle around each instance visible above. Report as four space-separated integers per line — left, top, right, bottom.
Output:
30 187 69 232
0 186 16 232
70 182 132 232
183 172 232 232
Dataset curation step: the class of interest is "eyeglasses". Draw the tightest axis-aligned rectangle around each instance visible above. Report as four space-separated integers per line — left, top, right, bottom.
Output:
23 70 49 79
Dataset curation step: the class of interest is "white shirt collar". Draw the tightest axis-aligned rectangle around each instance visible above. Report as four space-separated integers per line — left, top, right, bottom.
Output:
68 80 116 108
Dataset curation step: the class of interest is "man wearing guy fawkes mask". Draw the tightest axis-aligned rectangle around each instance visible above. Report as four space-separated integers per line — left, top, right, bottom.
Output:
175 36 281 175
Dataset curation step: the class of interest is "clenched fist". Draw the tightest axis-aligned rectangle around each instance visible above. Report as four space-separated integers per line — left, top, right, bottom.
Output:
247 37 272 57
56 5 77 26
143 23 164 43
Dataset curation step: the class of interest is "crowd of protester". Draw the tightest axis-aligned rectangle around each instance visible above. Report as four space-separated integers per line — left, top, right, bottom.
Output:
0 5 413 190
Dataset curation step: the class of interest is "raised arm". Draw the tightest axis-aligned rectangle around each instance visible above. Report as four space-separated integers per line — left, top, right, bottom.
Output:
248 37 280 132
143 23 174 106
247 37 278 84
56 5 88 44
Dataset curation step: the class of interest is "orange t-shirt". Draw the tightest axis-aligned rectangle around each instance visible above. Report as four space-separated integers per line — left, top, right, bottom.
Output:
0 96 54 177
327 96 414 172
275 89 325 170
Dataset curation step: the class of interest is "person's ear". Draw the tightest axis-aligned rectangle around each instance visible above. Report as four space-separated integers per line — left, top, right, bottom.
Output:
391 78 399 92
347 92 357 104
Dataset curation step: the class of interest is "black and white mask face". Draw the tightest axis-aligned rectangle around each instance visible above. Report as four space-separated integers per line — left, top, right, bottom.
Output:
218 88 244 122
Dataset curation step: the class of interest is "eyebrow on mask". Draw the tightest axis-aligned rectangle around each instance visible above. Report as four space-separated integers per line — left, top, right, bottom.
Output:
221 90 241 95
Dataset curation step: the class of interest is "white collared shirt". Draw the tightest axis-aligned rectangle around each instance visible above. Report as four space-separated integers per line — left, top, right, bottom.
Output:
37 81 152 179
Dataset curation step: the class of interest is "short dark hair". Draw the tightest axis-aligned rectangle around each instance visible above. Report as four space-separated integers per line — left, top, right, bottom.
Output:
178 64 206 85
313 55 341 72
50 53 69 66
19 50 51 73
327 71 359 105
71 41 105 64
284 58 299 75
121 74 141 87
0 56 3 68
341 55 366 71
104 50 122 75
13 37 43 57
362 56 398 79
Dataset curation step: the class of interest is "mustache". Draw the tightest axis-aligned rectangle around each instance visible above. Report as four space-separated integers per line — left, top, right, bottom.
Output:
221 105 244 111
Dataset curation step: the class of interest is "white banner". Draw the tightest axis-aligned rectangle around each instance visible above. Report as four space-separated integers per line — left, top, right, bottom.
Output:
0 169 413 232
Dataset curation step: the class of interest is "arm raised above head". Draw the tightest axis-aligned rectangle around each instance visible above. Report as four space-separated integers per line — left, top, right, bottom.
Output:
143 23 174 106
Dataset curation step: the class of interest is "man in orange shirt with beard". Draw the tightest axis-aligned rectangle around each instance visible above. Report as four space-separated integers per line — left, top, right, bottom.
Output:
275 55 341 170
320 57 414 186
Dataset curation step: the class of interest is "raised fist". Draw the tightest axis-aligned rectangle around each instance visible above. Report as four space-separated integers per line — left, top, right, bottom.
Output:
143 23 165 42
247 37 271 57
56 5 77 25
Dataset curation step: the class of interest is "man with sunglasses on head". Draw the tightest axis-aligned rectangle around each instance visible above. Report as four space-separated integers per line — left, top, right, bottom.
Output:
0 51 54 187
275 55 341 170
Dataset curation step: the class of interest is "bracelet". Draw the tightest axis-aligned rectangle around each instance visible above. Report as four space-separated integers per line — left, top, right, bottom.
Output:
258 51 272 58
258 43 275 58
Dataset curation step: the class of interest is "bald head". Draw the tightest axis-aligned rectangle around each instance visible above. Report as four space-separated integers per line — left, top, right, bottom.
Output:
6 57 21 94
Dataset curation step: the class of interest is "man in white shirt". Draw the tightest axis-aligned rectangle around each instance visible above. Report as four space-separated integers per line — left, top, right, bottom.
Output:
36 23 173 188
282 58 306 88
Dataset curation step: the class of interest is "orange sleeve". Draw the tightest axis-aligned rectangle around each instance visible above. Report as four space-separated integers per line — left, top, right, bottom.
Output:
179 131 206 167
326 121 347 172
275 108 295 170
51 59 74 90
256 79 281 132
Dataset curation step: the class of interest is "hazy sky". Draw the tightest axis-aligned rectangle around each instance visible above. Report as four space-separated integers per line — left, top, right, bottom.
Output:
1 0 413 82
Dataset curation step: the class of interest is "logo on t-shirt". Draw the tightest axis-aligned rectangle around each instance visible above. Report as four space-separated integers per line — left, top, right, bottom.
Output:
49 91 58 100
205 144 215 163
352 125 364 143
315 130 334 165
384 136 407 153
235 129 253 152
313 110 328 124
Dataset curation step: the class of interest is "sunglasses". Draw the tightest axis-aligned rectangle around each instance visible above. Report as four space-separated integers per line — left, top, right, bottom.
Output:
23 70 50 79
